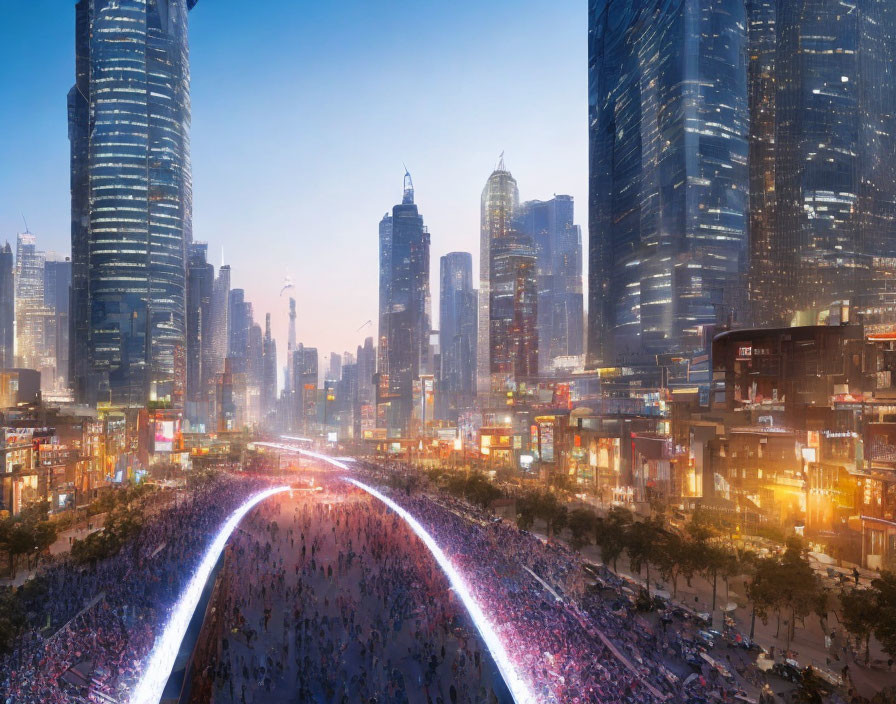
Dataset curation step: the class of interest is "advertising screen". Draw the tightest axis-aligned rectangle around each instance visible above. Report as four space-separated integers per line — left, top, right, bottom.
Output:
155 420 176 453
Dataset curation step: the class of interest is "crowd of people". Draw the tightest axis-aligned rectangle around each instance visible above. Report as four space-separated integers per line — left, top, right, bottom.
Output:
0 475 270 704
354 459 769 704
195 482 503 703
0 455 840 704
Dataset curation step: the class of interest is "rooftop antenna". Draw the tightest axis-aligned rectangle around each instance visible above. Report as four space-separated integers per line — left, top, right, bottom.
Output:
21 214 30 234
496 151 505 171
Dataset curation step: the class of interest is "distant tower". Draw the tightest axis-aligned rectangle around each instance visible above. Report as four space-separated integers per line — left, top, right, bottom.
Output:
0 243 13 369
376 169 431 436
286 297 297 390
262 313 277 416
478 156 519 394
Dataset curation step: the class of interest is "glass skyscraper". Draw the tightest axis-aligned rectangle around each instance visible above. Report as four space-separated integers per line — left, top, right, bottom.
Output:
588 0 748 365
0 244 12 370
439 252 477 421
516 195 583 372
376 171 431 437
752 0 896 325
478 158 520 393
69 0 196 405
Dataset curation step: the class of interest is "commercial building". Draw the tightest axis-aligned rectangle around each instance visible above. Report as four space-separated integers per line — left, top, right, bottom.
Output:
68 0 197 405
438 252 477 421
376 171 431 436
588 0 749 365
749 0 896 326
478 157 520 393
516 196 583 372
0 243 12 370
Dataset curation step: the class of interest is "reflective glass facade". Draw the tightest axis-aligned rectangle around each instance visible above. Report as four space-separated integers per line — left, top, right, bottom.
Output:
439 252 477 420
376 172 431 436
588 0 748 365
516 195 583 371
69 0 195 405
478 160 519 392
763 0 896 324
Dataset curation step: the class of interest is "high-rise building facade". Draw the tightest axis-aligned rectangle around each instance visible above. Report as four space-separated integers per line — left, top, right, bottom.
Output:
69 0 197 405
478 158 519 393
439 252 477 420
44 257 73 387
376 171 431 436
292 344 318 435
0 244 13 370
15 233 54 377
516 196 583 371
186 242 213 424
491 234 538 384
588 0 748 365
750 0 896 325
262 313 277 418
208 264 231 383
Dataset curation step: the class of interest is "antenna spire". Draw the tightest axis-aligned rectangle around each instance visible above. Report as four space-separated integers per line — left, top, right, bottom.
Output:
496 151 505 172
402 166 414 204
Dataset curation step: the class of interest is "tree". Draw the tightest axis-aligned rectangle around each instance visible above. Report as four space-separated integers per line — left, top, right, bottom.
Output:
747 556 783 640
655 531 698 598
594 507 631 571
872 571 896 661
775 537 825 649
567 508 595 551
516 492 537 531
626 517 663 595
840 587 878 664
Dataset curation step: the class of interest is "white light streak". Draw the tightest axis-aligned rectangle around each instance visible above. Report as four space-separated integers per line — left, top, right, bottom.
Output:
129 486 290 704
346 478 536 704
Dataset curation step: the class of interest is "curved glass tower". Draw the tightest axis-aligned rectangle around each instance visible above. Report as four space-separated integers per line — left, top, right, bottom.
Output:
69 0 196 406
588 0 748 365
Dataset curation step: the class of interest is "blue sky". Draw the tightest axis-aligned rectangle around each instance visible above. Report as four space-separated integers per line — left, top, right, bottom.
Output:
0 0 587 360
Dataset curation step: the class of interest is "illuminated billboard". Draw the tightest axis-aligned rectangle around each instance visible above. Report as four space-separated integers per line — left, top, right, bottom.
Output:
154 420 177 453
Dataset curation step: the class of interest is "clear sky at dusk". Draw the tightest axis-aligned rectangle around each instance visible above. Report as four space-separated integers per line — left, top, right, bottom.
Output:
0 0 587 364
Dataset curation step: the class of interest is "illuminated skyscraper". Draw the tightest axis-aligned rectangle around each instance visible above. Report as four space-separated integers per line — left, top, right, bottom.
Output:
69 0 197 405
478 157 519 393
0 244 13 369
439 252 477 420
588 0 748 365
491 234 538 384
754 0 896 324
262 313 277 418
15 232 54 376
208 264 230 383
516 196 583 371
186 242 213 424
44 257 73 387
376 171 431 436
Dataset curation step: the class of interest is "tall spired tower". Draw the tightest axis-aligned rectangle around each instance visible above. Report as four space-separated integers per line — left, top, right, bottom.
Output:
478 155 519 394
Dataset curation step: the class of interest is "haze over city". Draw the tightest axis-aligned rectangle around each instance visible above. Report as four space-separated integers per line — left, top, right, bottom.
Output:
0 0 587 359
2 1 896 703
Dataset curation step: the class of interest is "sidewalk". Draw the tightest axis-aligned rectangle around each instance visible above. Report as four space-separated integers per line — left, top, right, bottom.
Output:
0 513 107 588
528 517 896 698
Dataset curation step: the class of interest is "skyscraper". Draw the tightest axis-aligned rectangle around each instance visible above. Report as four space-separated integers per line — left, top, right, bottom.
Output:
491 234 538 384
588 0 748 365
516 196 583 371
44 257 73 387
752 0 896 325
478 157 519 393
439 252 477 420
186 242 213 424
376 171 431 436
208 264 231 383
0 244 12 370
262 313 277 418
376 211 393 409
69 0 196 405
228 288 251 371
15 232 53 375
293 343 318 435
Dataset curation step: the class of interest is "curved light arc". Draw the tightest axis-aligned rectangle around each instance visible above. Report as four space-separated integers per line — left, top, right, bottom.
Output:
130 485 290 704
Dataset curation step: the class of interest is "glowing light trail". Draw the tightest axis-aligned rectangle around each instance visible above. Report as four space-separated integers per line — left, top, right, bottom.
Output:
129 486 290 704
345 477 537 704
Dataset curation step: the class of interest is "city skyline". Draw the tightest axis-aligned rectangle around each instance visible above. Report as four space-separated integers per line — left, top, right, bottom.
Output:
0 0 588 361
